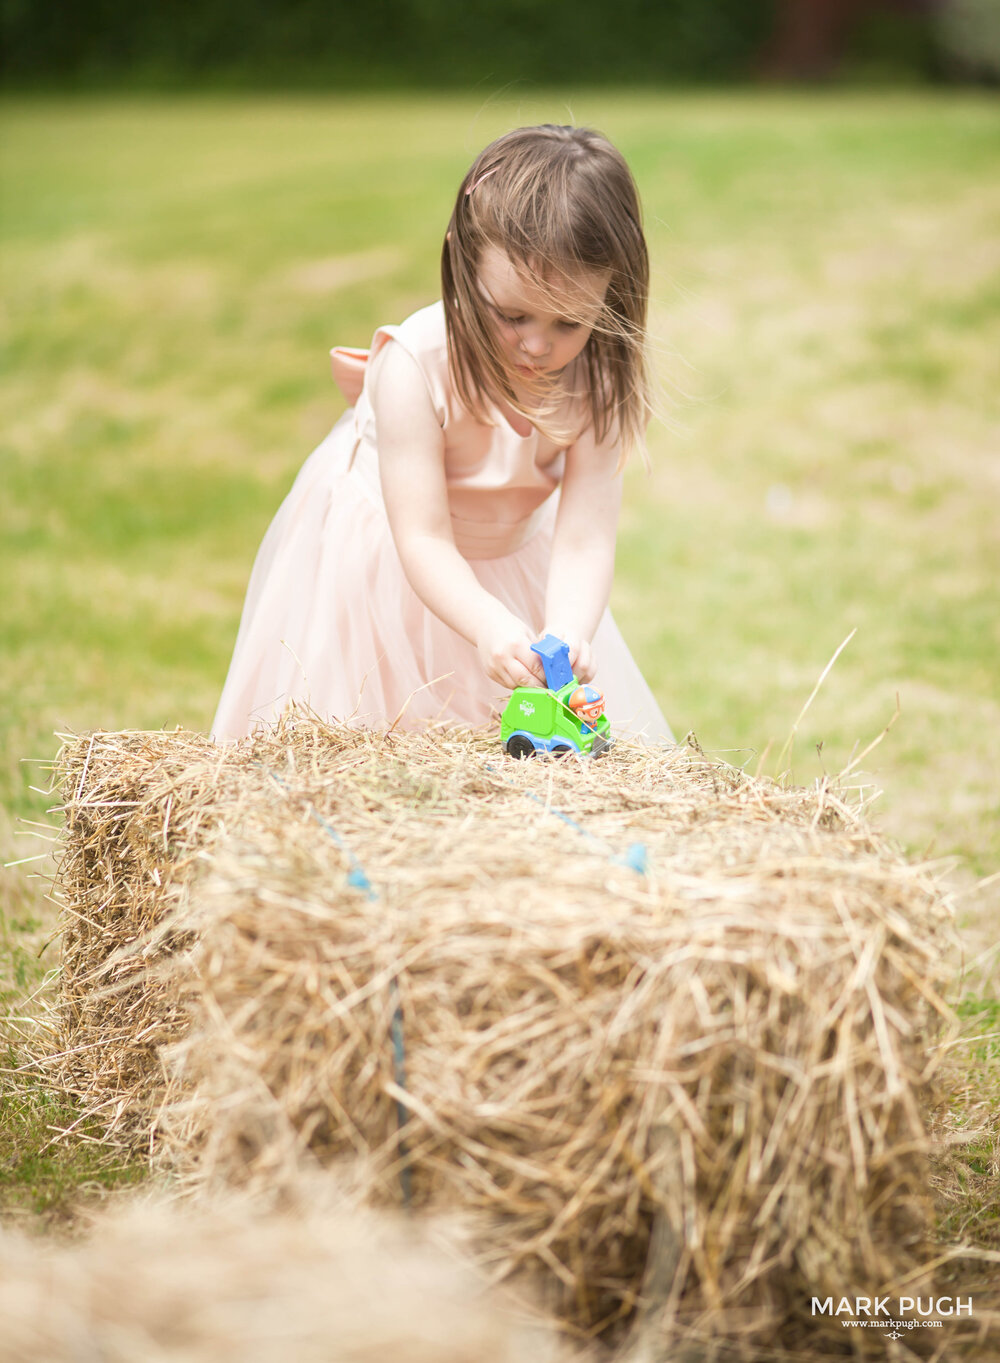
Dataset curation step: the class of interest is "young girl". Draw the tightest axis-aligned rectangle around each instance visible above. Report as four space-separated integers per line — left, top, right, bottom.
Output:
212 124 672 743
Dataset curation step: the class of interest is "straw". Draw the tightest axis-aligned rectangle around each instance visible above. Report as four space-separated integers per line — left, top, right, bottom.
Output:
37 706 969 1356
0 1184 557 1363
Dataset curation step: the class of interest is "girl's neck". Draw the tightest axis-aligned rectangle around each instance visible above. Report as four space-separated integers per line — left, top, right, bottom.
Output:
498 397 534 439
510 356 580 410
500 361 583 441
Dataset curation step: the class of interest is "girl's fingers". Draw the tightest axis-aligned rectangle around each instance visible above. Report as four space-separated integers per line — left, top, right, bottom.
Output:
504 661 541 689
485 656 534 690
480 620 549 690
561 636 595 683
575 645 595 683
494 653 543 691
513 645 545 687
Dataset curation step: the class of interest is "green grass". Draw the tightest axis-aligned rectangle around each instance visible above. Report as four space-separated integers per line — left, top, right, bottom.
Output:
1 1051 148 1228
1 89 998 1224
955 994 1000 1066
932 988 1000 1264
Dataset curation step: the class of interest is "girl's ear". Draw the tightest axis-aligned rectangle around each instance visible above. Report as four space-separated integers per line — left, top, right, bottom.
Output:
446 230 452 242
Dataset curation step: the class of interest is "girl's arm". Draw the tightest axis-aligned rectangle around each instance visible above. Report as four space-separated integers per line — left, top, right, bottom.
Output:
543 425 624 684
373 342 545 690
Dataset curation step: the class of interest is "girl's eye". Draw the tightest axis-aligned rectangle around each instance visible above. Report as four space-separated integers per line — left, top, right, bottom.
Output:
501 313 525 325
558 320 582 331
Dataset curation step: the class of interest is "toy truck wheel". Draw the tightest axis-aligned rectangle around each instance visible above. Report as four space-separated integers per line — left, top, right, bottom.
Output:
550 743 575 757
506 734 537 760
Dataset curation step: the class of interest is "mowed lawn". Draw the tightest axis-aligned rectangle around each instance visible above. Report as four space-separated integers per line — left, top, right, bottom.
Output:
1 90 997 940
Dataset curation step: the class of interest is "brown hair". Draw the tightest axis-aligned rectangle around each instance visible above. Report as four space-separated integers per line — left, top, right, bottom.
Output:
442 125 651 460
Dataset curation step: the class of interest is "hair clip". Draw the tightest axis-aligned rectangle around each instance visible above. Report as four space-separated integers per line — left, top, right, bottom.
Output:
464 165 499 196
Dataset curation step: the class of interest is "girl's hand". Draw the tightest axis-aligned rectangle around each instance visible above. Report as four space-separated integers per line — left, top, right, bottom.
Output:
547 631 596 684
477 608 546 690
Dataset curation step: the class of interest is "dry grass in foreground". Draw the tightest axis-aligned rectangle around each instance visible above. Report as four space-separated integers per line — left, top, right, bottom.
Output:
0 1184 560 1363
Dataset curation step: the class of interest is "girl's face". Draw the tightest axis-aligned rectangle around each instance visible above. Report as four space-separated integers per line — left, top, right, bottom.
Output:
476 245 609 384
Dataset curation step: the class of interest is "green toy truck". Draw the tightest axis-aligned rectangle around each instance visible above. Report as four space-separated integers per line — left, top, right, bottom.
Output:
500 634 613 758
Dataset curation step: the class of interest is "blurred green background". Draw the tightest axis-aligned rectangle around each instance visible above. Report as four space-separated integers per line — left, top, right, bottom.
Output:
4 0 1000 88
1 0 998 1227
3 88 997 875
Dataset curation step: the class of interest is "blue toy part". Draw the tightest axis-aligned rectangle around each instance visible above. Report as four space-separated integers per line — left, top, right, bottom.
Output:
506 729 581 757
530 634 575 692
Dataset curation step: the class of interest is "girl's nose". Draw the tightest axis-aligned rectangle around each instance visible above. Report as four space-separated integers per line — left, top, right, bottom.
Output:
520 329 550 358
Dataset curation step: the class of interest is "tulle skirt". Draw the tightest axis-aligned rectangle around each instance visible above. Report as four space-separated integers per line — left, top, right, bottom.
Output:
211 414 673 743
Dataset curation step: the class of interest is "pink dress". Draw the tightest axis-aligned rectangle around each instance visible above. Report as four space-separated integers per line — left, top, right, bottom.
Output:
211 303 672 743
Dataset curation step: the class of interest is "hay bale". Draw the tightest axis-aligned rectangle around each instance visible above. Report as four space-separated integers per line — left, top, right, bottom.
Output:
48 711 958 1354
0 1188 552 1363
49 728 251 1141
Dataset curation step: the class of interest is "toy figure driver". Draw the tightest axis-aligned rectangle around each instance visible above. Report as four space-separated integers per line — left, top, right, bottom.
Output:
568 685 605 728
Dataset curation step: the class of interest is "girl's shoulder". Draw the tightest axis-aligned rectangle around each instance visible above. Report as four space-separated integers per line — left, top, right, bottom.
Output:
364 301 451 426
332 300 447 410
377 300 448 371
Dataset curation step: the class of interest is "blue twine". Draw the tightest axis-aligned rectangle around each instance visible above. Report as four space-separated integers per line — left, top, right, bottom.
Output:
484 763 648 878
260 758 645 1206
264 769 412 1204
387 979 411 1200
505 782 589 838
615 841 649 876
